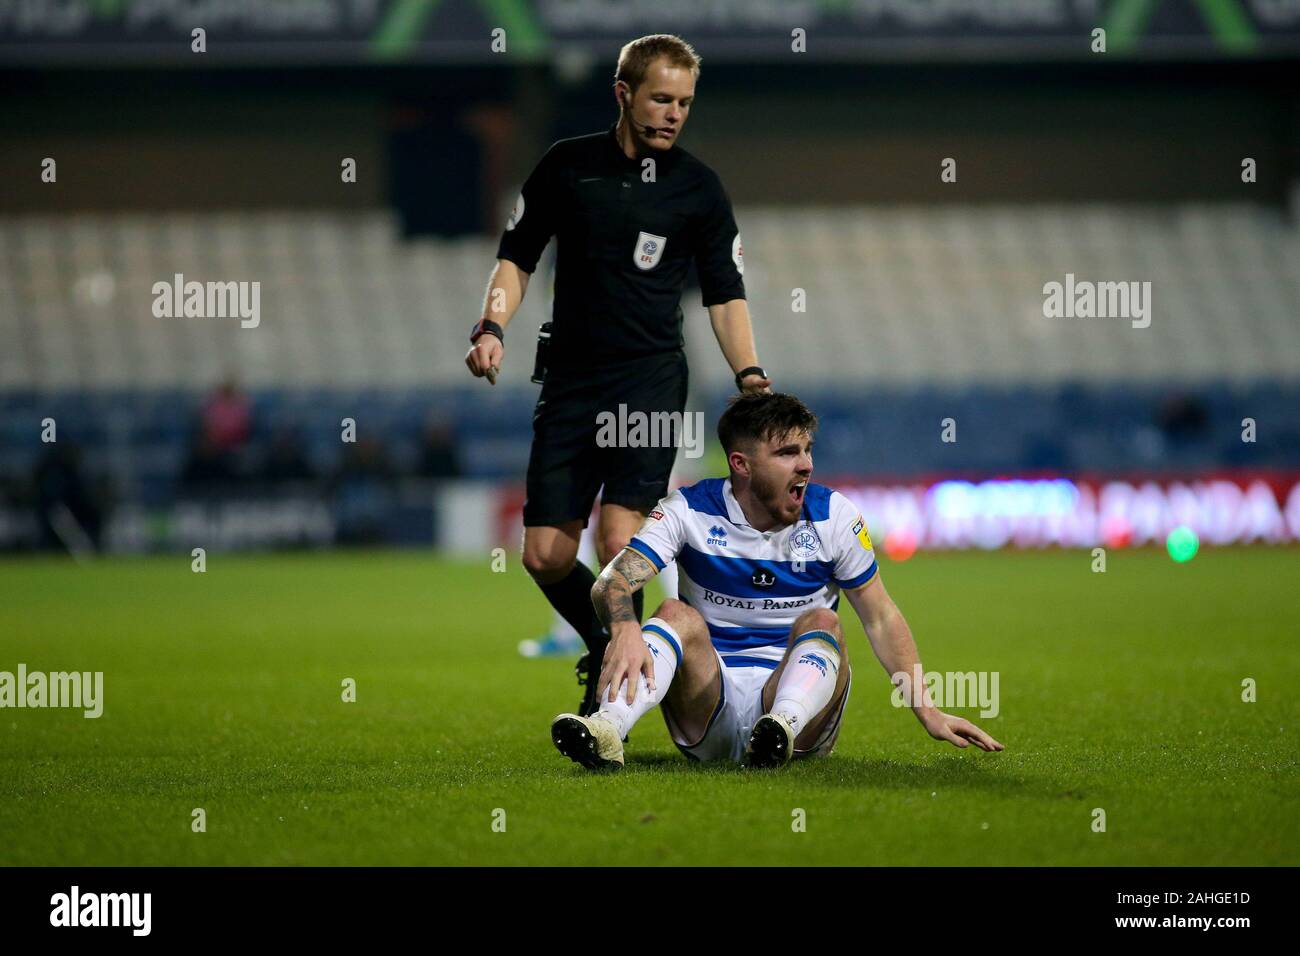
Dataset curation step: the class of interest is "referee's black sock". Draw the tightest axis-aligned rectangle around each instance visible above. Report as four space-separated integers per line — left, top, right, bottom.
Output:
538 562 607 654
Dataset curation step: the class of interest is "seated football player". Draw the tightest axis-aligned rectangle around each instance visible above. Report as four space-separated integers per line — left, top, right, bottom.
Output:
550 392 1004 769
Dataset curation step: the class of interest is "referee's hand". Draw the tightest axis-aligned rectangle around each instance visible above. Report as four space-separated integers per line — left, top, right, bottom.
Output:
739 372 773 395
465 336 504 385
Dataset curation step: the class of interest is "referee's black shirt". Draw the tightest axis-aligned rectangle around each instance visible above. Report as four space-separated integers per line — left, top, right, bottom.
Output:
496 123 746 374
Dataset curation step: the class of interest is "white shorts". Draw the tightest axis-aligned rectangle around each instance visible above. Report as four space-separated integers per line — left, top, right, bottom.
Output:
664 651 852 764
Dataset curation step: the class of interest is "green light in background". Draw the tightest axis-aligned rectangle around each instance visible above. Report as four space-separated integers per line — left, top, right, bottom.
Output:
1166 525 1200 562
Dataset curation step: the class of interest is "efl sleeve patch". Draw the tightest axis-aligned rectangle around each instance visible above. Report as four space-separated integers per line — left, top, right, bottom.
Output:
830 493 876 586
694 174 747 306
495 147 559 273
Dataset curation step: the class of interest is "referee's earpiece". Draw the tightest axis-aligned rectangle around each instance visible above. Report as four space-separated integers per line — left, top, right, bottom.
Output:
621 88 657 137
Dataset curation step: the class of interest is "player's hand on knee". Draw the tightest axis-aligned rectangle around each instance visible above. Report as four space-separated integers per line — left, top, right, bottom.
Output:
464 337 503 384
922 710 1004 752
599 624 654 706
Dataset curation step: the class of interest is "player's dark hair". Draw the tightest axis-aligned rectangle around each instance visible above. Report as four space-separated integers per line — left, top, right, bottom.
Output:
615 34 702 93
717 392 819 457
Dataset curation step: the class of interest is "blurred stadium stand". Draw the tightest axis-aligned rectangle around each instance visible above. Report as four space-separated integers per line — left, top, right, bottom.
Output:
1 204 1297 512
5 202 1299 390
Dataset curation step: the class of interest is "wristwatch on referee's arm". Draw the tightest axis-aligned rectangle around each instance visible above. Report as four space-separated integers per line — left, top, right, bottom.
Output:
470 318 504 344
469 318 505 384
735 366 768 391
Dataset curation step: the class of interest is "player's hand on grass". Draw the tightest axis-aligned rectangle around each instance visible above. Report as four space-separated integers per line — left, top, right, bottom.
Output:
465 336 503 385
599 623 656 706
921 710 1004 752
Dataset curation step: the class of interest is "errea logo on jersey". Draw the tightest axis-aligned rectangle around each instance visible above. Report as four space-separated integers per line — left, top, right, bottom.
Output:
707 525 728 547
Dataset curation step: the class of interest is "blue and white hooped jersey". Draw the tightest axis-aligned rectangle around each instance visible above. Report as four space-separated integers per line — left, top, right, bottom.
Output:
628 477 879 669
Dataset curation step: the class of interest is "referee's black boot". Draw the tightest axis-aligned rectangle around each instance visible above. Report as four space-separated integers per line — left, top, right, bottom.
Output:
575 643 606 718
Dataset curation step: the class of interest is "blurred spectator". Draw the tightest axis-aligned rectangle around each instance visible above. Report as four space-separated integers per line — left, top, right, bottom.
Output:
181 433 238 489
260 427 316 484
1157 393 1210 444
416 418 462 479
1022 434 1069 472
34 443 102 553
336 437 394 484
333 437 396 544
201 378 252 451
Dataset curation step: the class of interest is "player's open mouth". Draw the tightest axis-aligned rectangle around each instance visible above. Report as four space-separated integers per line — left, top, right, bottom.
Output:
790 480 807 505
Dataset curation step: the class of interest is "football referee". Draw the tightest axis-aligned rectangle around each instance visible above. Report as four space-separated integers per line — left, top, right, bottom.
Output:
465 34 771 715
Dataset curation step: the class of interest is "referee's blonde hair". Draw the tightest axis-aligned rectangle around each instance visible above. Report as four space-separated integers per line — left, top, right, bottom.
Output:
615 34 701 93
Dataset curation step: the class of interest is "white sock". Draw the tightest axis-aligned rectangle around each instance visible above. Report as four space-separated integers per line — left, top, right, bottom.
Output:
597 618 681 739
772 630 842 737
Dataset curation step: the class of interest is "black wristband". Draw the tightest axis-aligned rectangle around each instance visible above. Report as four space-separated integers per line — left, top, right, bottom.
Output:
735 366 767 389
470 318 504 344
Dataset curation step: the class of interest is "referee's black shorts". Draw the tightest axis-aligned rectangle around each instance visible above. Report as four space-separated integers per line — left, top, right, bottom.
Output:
523 349 688 528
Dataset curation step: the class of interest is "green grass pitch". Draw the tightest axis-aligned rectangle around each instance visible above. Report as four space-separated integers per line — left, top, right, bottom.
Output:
2 547 1296 866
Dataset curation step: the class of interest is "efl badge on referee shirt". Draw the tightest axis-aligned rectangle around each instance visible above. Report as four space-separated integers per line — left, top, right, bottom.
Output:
634 231 666 270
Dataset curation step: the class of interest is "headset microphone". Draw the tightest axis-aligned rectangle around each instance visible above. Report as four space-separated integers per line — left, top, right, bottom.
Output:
622 92 664 138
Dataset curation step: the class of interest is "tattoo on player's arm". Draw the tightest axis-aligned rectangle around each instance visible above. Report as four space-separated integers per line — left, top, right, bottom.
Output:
613 549 657 590
593 549 657 627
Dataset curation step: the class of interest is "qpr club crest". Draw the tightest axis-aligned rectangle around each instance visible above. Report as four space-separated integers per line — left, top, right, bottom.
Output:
634 231 667 270
789 523 822 560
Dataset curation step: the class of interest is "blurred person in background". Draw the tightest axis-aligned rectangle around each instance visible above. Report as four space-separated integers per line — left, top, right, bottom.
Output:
34 442 102 555
333 436 396 545
181 433 238 492
415 416 462 480
260 426 317 486
200 378 252 453
181 378 254 493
